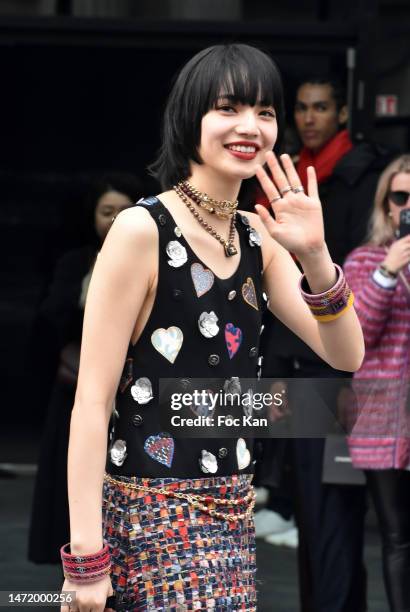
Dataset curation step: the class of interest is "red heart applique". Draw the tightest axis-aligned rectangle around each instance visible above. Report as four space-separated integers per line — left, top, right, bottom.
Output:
225 323 243 359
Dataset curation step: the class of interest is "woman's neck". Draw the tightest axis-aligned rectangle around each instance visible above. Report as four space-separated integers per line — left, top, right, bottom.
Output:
188 164 241 202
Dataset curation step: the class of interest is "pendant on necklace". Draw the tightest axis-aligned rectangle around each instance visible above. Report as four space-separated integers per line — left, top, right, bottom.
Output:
225 243 238 257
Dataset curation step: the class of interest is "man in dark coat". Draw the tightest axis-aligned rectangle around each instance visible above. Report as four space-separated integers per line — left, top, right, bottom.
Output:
258 77 393 612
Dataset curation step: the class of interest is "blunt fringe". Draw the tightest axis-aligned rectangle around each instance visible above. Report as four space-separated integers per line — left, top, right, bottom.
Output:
148 44 284 190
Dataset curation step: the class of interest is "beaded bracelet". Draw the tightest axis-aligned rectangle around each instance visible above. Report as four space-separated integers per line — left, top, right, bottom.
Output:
60 542 111 584
299 263 354 322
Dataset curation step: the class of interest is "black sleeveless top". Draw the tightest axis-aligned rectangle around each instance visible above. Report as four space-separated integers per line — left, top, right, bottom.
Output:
106 197 265 479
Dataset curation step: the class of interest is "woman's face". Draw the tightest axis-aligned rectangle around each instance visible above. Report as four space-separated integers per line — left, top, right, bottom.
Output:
94 190 133 241
387 172 410 230
198 96 278 182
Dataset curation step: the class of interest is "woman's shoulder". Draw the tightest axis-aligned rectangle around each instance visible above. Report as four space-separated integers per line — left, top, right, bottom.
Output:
112 199 159 240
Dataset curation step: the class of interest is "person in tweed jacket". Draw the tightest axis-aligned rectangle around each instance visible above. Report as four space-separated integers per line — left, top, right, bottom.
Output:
344 154 410 612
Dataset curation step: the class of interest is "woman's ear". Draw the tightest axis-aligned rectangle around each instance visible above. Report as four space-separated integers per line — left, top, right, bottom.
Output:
338 104 348 126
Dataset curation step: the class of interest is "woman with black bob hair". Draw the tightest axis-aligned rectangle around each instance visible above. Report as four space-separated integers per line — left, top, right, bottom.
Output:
150 43 285 189
60 44 364 611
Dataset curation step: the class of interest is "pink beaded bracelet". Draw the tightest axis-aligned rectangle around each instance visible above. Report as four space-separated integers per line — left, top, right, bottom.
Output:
60 542 111 584
299 264 354 322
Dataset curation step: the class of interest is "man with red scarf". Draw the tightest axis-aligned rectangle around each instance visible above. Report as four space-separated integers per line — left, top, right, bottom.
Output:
257 77 392 612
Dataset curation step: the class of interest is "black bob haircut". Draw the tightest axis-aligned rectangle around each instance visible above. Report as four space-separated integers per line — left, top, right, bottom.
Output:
148 43 285 190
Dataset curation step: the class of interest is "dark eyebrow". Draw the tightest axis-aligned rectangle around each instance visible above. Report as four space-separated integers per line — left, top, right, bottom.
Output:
295 100 329 108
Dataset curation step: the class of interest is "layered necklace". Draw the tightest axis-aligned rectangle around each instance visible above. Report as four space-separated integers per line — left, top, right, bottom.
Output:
173 180 238 257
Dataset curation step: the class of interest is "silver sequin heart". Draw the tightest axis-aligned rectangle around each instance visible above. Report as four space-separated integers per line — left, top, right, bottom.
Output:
199 450 218 474
166 240 187 267
191 263 215 297
131 377 153 404
110 439 127 466
249 228 262 247
198 311 219 338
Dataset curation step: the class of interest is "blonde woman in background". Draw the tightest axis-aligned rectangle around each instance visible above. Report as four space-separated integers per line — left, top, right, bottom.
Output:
344 154 410 612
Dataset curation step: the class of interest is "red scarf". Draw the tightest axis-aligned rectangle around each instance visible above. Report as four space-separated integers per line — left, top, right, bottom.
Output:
254 129 353 208
296 129 353 192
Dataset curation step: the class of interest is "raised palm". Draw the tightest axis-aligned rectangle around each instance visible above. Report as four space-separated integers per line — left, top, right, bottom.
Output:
255 152 324 257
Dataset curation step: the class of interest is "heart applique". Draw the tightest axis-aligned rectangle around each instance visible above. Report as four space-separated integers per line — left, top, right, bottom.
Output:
242 277 258 311
225 323 243 359
144 433 175 468
236 438 251 470
191 263 215 297
151 327 183 364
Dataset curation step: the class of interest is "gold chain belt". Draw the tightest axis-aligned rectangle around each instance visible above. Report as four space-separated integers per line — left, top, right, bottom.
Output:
104 473 255 522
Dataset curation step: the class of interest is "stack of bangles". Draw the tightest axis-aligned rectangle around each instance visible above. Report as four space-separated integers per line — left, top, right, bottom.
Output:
60 543 111 583
299 263 354 322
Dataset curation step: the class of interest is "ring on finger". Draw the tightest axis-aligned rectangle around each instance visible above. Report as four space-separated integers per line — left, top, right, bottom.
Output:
269 196 282 204
292 185 305 194
280 185 292 196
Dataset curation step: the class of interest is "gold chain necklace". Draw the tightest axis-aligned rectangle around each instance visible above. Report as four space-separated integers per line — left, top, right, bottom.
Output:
178 180 238 219
173 183 238 257
104 473 255 522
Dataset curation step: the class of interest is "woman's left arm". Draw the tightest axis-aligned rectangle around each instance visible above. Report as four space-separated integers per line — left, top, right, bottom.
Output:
253 151 364 372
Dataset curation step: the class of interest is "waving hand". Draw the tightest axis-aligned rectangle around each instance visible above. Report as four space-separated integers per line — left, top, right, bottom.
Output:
255 152 325 257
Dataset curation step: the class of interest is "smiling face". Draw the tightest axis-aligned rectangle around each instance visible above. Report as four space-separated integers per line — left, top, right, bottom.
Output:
197 96 278 182
294 83 347 153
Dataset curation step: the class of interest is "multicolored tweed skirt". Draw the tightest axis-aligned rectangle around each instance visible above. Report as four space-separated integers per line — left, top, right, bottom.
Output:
102 473 256 611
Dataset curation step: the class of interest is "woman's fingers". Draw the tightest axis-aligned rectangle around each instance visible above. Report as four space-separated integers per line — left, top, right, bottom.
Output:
255 164 280 203
279 154 304 191
307 165 319 199
254 204 278 237
265 151 292 194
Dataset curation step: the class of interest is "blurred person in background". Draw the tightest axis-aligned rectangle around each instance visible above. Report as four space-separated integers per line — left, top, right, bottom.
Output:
344 154 410 612
28 173 143 564
256 76 392 611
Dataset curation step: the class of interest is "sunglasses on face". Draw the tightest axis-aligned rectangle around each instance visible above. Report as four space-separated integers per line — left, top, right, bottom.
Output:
388 190 410 207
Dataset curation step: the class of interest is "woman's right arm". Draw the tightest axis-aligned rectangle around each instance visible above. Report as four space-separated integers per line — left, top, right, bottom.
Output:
62 206 157 610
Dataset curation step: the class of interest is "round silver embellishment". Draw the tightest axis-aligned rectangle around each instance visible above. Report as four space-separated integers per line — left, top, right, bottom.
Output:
110 439 127 466
131 377 153 404
208 354 220 366
198 311 219 338
132 414 143 427
228 290 237 300
166 240 188 268
174 226 182 237
199 450 218 474
218 447 228 459
249 228 262 247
